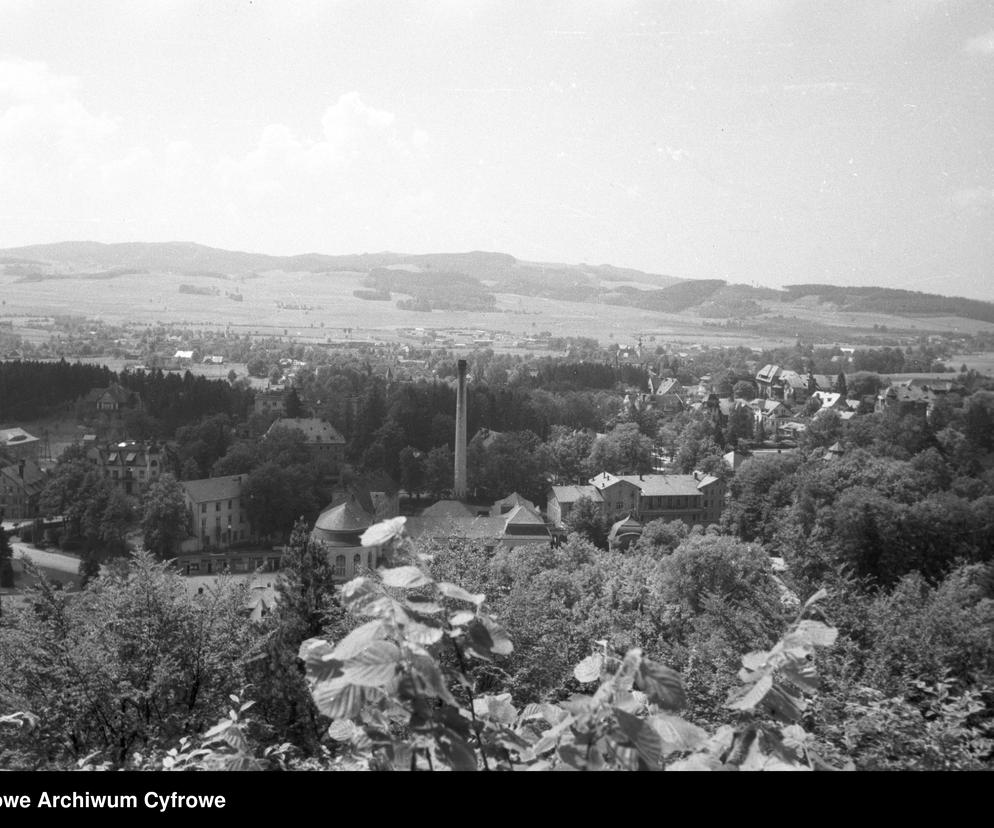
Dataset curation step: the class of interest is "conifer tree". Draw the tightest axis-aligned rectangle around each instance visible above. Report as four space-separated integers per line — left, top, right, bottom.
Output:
252 517 348 750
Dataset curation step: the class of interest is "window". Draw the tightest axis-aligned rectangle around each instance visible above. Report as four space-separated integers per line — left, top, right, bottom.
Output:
353 553 362 574
216 502 221 512
201 503 206 514
228 500 232 509
334 555 346 577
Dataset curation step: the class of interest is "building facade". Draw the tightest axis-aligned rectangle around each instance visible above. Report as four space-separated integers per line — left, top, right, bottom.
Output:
180 474 251 554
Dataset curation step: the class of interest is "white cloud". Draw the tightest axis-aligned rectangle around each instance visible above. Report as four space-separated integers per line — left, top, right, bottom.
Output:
0 59 117 171
0 66 436 251
964 30 994 54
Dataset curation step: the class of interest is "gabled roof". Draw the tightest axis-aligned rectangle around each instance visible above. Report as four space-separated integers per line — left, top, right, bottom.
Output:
405 514 505 541
589 472 641 491
421 500 475 520
491 492 537 516
502 504 546 527
181 475 245 504
756 364 781 383
266 417 345 445
0 427 38 447
777 370 807 390
811 391 842 409
550 485 602 504
653 378 680 396
0 459 46 494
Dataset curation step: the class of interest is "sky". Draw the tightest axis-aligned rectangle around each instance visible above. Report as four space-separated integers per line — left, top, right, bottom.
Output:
1 0 992 299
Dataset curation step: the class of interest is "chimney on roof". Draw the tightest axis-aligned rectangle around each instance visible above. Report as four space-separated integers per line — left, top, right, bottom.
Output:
454 359 468 501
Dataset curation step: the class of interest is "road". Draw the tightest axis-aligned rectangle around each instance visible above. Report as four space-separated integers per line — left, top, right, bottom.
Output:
11 541 96 576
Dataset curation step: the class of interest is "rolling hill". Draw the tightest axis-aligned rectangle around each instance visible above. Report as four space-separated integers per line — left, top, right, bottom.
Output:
2 241 993 331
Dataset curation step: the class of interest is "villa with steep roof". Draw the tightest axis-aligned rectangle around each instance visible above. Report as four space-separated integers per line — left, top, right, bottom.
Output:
265 417 346 472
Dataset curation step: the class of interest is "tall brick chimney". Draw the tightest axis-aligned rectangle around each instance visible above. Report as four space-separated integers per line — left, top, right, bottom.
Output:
454 359 468 500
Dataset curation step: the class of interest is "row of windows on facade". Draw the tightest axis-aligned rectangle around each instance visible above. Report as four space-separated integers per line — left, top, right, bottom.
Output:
185 552 377 577
201 500 237 513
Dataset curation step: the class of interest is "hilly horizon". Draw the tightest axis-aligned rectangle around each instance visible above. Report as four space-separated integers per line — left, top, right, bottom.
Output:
2 240 994 327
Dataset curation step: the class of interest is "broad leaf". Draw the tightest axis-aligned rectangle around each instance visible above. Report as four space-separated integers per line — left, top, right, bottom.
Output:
329 619 387 661
410 654 457 705
762 683 806 723
802 587 828 610
359 595 410 622
436 581 485 605
312 679 367 719
379 565 433 589
342 640 402 687
556 743 588 770
339 576 379 607
648 713 708 756
449 610 475 626
405 597 444 615
782 658 820 694
402 619 445 647
741 650 768 671
464 618 495 660
472 693 517 726
728 673 773 712
667 754 725 771
795 619 838 648
614 708 663 769
327 719 357 742
480 615 513 655
435 727 478 771
635 658 686 711
298 638 344 683
573 653 604 683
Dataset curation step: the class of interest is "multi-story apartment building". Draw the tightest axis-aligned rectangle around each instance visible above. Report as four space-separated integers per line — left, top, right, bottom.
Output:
180 474 250 553
86 440 169 496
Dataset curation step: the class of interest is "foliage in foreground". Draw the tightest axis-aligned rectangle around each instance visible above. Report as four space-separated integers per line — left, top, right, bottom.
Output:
121 519 846 771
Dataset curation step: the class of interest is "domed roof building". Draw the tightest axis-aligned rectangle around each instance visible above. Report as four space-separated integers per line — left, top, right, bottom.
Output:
310 492 380 581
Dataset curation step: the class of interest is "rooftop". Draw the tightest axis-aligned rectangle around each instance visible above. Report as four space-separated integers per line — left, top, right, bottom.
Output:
181 475 245 504
266 417 346 445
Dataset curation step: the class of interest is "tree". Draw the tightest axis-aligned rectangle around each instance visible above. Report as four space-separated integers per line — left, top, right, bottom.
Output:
733 380 757 400
547 427 594 484
724 404 754 448
588 422 653 475
398 446 425 499
836 372 848 397
0 525 13 589
285 386 305 418
0 551 255 766
141 474 188 560
250 519 348 748
564 495 609 548
424 444 453 499
471 430 551 503
244 462 319 541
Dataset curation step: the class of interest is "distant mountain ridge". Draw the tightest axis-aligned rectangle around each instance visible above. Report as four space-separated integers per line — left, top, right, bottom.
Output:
2 240 993 323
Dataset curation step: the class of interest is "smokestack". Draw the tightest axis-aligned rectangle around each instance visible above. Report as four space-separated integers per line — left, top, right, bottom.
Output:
454 359 468 500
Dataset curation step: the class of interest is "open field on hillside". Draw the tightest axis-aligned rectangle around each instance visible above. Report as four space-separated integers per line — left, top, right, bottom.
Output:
953 352 994 374
3 268 992 351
